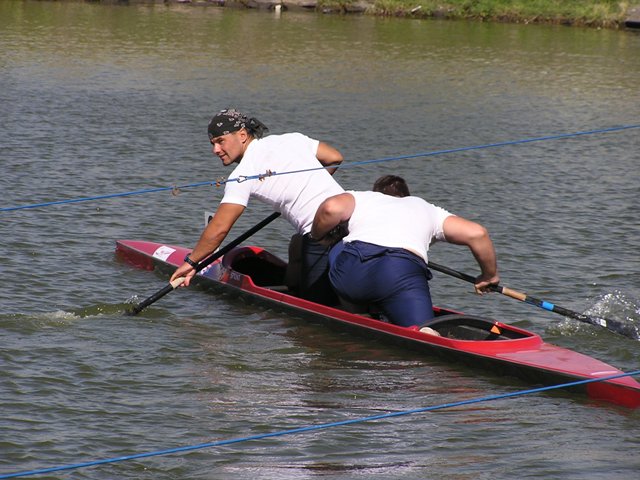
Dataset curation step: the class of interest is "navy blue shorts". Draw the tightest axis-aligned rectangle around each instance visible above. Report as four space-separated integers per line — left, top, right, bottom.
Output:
299 234 339 306
329 241 434 327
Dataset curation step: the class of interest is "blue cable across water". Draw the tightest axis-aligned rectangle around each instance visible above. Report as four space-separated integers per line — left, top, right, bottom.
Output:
1 370 639 479
2 124 639 212
0 182 215 212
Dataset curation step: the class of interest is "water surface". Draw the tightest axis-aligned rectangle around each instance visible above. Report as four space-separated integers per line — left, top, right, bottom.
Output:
1 2 639 478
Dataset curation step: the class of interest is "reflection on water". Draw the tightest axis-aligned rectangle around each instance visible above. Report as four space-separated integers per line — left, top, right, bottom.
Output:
1 2 640 479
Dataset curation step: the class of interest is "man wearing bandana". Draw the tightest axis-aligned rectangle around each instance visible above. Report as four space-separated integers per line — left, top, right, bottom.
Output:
170 108 344 305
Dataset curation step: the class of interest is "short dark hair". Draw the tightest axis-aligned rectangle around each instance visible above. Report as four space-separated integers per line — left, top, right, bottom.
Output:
372 175 410 197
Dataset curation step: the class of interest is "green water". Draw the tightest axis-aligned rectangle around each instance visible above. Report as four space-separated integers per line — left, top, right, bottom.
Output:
1 1 639 478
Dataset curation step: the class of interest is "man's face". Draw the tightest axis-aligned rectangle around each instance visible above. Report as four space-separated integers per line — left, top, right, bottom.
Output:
210 129 247 166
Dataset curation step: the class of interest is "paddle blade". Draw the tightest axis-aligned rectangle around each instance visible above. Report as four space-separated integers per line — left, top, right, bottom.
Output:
126 277 185 316
428 261 640 341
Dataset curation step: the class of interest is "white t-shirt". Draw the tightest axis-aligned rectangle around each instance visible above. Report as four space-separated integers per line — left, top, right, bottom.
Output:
343 190 453 262
221 133 344 234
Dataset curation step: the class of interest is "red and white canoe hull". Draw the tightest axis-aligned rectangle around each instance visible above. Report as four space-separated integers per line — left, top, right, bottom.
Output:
115 239 640 409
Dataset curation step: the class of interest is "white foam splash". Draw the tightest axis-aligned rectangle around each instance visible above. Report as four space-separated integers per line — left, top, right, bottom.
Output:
547 290 639 339
585 290 640 325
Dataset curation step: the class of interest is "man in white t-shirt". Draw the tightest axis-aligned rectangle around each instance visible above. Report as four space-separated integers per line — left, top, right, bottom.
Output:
310 176 500 327
170 108 344 304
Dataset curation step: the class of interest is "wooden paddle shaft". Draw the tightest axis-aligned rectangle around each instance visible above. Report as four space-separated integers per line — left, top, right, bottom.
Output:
428 261 639 340
496 286 527 302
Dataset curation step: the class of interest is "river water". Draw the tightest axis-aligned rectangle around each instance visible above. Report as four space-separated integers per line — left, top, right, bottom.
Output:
1 1 639 478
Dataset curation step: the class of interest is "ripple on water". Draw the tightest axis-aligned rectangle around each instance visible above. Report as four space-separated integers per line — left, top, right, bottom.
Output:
2 3 640 478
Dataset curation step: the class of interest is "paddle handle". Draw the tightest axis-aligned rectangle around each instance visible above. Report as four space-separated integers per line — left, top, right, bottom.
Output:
427 261 639 340
127 212 281 315
191 212 281 273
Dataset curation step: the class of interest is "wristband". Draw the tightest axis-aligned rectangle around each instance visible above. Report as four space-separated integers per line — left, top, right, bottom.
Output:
184 254 199 268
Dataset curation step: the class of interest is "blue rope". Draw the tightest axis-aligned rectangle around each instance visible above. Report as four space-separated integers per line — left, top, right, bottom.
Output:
1 370 638 479
226 123 640 183
0 182 215 212
2 124 639 213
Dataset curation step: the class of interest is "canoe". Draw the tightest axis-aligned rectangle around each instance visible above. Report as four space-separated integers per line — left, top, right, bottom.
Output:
115 239 640 409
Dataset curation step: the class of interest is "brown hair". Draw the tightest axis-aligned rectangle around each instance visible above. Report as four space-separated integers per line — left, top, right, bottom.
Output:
372 175 410 198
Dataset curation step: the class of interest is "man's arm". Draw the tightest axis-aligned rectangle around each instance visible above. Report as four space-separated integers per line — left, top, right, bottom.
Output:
316 141 343 175
311 193 355 242
170 202 245 287
442 215 499 294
